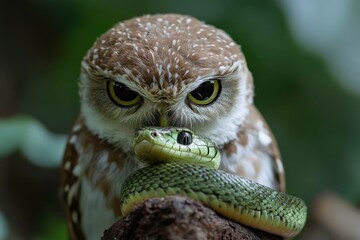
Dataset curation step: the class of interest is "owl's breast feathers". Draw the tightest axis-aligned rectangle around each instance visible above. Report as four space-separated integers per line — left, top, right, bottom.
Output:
61 117 130 239
61 119 86 240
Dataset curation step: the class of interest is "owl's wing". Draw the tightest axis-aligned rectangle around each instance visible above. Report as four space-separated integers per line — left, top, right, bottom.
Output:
248 105 286 192
221 105 286 192
60 118 86 240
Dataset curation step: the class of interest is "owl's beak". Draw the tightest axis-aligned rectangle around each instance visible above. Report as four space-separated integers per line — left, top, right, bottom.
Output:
159 111 170 127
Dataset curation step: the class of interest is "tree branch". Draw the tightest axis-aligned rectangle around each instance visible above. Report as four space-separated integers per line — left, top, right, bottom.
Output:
102 196 282 240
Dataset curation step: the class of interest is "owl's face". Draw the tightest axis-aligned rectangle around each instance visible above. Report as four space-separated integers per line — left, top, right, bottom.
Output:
79 14 254 152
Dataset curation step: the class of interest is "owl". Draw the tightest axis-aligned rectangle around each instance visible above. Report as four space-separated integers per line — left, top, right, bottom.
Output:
61 14 285 240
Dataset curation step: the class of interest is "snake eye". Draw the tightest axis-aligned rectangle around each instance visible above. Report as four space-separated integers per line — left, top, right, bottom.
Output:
187 80 221 105
177 131 193 145
107 80 142 107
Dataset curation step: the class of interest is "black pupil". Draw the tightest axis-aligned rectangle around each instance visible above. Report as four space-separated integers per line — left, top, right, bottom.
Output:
191 81 215 101
177 131 193 145
112 82 138 101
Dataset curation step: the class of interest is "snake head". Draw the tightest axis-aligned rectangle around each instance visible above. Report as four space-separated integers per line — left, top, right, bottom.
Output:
133 127 221 169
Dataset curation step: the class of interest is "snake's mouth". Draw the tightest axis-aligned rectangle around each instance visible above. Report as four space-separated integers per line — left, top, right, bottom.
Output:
133 127 221 168
133 138 203 166
133 139 160 164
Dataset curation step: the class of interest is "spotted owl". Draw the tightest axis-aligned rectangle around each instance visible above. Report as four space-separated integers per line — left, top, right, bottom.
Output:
60 14 285 240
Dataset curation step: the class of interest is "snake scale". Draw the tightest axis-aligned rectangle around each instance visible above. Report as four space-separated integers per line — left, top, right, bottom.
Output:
120 127 307 237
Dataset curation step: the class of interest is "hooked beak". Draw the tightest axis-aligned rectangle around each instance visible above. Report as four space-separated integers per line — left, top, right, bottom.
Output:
159 109 170 127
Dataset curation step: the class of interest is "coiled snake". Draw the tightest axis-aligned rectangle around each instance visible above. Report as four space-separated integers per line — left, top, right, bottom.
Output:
120 127 307 237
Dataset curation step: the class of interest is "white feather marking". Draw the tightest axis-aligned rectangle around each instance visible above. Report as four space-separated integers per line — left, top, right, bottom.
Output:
64 161 71 171
67 181 80 204
72 124 82 132
72 164 83 177
72 211 78 224
276 158 284 175
69 135 77 144
255 120 272 146
258 131 272 146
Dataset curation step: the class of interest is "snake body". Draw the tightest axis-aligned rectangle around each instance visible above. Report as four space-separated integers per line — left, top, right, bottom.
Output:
120 127 307 237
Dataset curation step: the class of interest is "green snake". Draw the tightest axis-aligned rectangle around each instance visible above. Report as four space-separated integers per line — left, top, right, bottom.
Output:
120 127 307 237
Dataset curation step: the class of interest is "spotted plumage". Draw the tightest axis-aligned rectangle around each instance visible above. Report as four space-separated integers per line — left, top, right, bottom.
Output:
61 14 284 240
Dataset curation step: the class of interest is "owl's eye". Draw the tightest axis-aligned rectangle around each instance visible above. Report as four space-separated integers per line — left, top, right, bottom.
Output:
187 80 221 105
106 80 141 107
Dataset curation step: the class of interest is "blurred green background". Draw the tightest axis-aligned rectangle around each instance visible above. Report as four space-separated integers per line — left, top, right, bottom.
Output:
1 0 359 239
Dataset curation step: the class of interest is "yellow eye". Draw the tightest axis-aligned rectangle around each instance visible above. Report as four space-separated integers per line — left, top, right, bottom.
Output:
106 80 141 107
187 80 221 105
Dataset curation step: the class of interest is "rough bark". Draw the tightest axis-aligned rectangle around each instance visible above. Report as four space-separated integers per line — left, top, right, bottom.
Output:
102 196 282 240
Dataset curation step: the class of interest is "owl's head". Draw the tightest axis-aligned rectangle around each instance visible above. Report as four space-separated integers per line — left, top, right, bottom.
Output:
80 14 254 152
